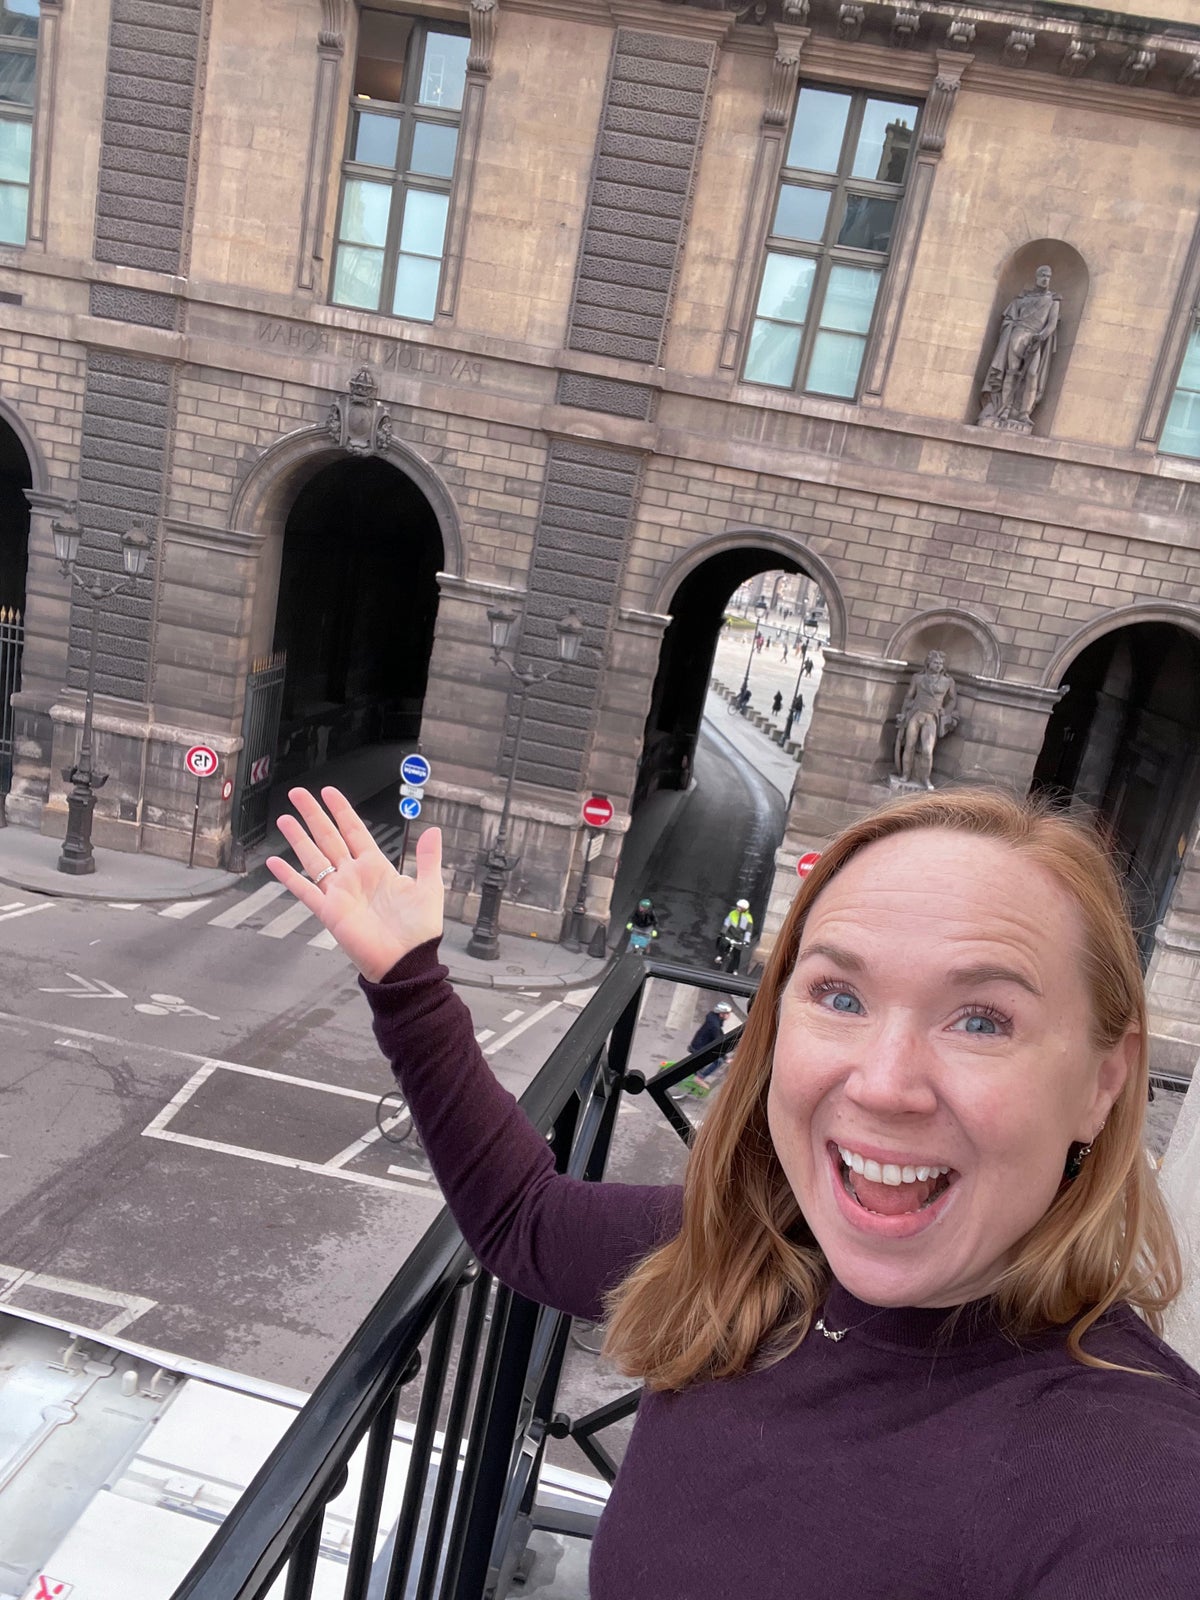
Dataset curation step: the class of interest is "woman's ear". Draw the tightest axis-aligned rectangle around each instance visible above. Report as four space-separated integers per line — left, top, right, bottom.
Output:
1082 1027 1137 1139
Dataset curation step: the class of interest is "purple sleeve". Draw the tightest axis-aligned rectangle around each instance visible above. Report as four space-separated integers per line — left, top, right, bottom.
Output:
361 939 682 1321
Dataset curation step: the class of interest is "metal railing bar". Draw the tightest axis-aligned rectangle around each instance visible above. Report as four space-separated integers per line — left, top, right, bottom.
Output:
643 957 758 1000
281 1513 323 1600
413 1272 494 1600
343 1386 402 1600
383 1289 462 1600
528 1505 602 1541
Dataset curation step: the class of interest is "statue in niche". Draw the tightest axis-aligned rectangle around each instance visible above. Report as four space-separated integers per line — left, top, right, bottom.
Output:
893 650 959 789
976 265 1061 434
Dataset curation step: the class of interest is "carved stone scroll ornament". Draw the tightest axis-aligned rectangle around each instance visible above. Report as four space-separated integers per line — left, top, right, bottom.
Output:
891 7 920 47
765 35 805 127
319 0 348 50
976 265 1060 435
1003 29 1035 67
1118 49 1155 86
781 0 810 20
917 72 961 155
1178 58 1200 96
946 19 974 50
326 367 395 457
836 4 863 42
893 651 959 790
468 0 497 76
1059 39 1095 78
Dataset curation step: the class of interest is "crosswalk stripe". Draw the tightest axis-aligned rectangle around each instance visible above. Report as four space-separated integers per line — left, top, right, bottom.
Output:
308 927 339 950
208 880 288 929
260 900 315 939
160 899 213 920
0 903 51 923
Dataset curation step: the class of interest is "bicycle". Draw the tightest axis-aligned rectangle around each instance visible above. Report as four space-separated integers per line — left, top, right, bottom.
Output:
727 691 751 717
375 1088 416 1146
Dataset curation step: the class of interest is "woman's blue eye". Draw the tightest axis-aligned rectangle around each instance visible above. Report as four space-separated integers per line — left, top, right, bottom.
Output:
829 991 863 1014
959 1013 998 1034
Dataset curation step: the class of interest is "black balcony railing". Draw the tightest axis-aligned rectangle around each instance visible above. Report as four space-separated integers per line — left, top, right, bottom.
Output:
170 953 757 1600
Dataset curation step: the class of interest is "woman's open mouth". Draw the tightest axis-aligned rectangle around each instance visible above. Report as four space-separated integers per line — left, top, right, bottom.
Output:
831 1142 958 1218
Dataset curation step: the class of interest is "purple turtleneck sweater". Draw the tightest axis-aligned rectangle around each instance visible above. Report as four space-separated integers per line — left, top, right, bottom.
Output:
364 941 1200 1599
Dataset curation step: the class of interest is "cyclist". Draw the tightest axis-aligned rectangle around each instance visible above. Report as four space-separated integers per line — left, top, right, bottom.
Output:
731 685 751 715
625 897 660 953
715 899 754 973
682 1000 733 1097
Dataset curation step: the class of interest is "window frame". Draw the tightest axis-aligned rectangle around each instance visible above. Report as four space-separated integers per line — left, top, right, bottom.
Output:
1158 314 1200 462
329 14 469 323
742 83 923 402
0 0 39 250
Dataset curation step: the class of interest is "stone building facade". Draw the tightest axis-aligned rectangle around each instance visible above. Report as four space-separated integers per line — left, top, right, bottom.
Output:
0 0 1199 1063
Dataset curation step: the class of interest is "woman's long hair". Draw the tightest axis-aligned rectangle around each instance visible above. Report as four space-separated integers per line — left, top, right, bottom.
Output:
603 788 1182 1391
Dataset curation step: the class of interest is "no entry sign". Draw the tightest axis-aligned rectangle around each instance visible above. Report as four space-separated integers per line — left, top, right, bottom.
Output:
185 744 219 778
582 795 613 828
797 850 821 878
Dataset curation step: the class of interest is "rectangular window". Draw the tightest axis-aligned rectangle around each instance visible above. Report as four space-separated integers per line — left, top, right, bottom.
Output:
743 84 919 400
330 12 468 322
1160 323 1200 461
0 0 37 248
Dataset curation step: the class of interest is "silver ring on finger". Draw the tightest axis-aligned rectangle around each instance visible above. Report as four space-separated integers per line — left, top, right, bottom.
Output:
313 865 337 886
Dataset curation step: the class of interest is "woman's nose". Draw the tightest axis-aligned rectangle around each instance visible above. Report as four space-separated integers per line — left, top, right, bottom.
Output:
843 1019 939 1116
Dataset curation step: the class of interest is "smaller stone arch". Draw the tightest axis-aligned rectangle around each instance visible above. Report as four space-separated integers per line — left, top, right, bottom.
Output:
0 394 49 495
230 423 466 578
969 238 1090 439
887 607 1003 679
648 525 849 651
1040 600 1200 688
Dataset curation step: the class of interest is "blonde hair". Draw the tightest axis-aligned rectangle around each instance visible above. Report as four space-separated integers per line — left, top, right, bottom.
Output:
604 787 1181 1391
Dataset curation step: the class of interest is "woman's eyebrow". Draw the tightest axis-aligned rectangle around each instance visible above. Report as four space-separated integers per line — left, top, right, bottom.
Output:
796 941 864 971
946 963 1043 998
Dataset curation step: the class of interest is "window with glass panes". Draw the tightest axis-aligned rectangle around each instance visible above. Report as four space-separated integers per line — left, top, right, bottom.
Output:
331 13 468 322
1160 320 1200 461
743 85 920 400
0 0 37 248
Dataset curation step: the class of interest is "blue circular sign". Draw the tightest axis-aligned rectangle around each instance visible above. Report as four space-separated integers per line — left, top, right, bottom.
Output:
400 753 431 786
399 795 422 821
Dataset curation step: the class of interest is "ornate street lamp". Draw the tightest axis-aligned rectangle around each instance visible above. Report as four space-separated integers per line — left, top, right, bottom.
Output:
737 597 770 701
784 610 821 744
53 516 154 875
466 605 585 960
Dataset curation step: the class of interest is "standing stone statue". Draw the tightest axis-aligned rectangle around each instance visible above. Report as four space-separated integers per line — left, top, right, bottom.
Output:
977 265 1060 434
894 650 959 789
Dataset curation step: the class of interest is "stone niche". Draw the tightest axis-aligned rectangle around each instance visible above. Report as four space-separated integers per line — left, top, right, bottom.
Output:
969 238 1090 439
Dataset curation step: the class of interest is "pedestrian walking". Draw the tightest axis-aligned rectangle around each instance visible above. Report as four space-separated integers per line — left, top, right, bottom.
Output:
269 785 1200 1600
681 1000 734 1097
772 690 783 716
802 655 813 677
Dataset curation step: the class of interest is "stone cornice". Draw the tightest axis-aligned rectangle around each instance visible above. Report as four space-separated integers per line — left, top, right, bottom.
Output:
164 517 266 556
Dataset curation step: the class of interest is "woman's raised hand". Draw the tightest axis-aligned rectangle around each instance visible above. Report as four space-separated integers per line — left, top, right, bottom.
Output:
266 786 443 982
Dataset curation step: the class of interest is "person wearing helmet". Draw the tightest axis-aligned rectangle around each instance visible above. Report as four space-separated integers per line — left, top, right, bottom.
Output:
716 898 754 974
625 896 659 953
683 1000 735 1097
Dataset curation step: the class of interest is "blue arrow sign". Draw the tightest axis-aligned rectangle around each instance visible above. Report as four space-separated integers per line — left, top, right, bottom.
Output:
400 753 431 786
399 795 422 821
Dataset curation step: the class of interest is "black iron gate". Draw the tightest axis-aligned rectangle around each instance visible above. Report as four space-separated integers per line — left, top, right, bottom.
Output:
234 651 286 851
0 607 23 794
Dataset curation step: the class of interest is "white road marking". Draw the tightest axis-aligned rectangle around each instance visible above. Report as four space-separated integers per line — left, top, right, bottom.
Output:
482 1001 561 1056
502 1009 524 1024
0 1262 156 1336
0 903 51 923
388 1164 433 1182
307 927 340 950
38 973 126 1000
208 880 288 929
145 1124 432 1196
564 987 597 1009
665 982 696 1033
106 902 143 911
474 1028 495 1045
159 899 213 919
259 900 315 939
0 900 23 911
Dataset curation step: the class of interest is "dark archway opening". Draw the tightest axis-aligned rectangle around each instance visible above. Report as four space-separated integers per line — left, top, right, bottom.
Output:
634 548 804 811
271 455 443 785
1031 622 1200 956
0 417 31 610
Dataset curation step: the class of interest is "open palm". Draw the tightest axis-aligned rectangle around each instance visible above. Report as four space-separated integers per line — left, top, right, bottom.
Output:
266 786 443 981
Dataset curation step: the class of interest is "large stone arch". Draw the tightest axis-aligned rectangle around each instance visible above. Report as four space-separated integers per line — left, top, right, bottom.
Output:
648 524 849 652
0 393 49 497
1040 600 1200 688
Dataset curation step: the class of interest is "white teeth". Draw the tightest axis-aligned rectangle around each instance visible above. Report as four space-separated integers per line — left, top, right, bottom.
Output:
836 1146 952 1185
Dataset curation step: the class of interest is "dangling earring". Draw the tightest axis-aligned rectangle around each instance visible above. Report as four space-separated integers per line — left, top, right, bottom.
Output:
1063 1140 1092 1182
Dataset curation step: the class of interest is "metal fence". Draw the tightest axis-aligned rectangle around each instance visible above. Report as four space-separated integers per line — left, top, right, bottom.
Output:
0 606 23 794
169 954 756 1600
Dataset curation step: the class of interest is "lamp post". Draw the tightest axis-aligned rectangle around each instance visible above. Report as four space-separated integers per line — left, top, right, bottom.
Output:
783 612 820 744
738 597 770 700
466 604 585 960
52 517 154 875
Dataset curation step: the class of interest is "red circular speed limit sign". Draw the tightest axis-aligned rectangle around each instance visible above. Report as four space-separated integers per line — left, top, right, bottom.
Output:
185 744 219 778
797 850 821 878
582 795 614 828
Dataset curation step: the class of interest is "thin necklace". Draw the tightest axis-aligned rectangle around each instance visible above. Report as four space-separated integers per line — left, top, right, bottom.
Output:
815 1306 894 1343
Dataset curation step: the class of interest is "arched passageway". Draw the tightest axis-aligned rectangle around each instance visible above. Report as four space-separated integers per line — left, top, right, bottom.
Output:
1032 621 1200 955
0 416 30 793
270 454 443 786
634 546 805 810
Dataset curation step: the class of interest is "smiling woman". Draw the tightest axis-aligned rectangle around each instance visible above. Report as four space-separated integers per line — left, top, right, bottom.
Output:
270 784 1200 1600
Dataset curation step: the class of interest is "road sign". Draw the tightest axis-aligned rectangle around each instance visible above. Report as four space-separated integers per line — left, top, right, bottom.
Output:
400 753 431 786
797 850 821 878
399 795 422 821
221 778 234 801
582 795 613 828
185 744 219 779
249 755 271 785
400 782 425 799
